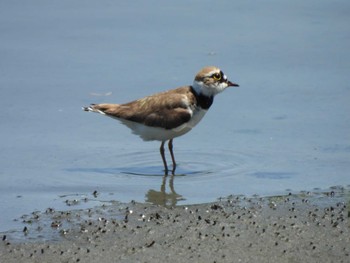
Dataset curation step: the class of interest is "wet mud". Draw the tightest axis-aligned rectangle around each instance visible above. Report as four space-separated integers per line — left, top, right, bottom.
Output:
1 186 349 262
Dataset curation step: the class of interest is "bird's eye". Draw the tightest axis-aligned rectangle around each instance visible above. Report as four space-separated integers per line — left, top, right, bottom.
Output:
212 73 221 80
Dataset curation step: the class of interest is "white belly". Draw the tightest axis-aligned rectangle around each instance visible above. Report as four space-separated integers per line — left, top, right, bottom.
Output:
116 108 207 141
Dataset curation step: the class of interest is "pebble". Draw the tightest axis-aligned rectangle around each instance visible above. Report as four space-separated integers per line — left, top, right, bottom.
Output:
0 187 349 263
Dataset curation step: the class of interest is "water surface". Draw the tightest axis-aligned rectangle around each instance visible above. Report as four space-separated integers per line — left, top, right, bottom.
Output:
1 0 350 232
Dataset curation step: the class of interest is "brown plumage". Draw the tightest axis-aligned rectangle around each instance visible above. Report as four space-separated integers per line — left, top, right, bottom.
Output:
87 86 196 130
83 66 239 173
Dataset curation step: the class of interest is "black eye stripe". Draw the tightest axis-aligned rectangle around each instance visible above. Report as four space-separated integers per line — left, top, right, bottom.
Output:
211 71 228 83
212 72 222 80
220 71 225 79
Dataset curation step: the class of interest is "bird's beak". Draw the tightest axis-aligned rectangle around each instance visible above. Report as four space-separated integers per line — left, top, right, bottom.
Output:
227 80 239 87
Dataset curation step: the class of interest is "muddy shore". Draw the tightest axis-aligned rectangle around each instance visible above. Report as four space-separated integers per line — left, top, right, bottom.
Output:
1 186 349 263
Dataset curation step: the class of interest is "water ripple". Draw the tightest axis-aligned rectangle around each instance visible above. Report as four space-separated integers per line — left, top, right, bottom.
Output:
90 148 261 179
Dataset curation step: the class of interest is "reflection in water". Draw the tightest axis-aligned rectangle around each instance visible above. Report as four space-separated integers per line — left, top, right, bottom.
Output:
65 149 254 208
66 165 186 207
66 148 301 208
145 172 185 207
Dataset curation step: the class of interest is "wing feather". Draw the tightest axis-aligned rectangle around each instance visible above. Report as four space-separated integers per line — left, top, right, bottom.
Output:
87 86 196 130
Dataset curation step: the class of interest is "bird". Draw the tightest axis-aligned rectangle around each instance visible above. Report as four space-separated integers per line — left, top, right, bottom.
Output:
83 66 239 174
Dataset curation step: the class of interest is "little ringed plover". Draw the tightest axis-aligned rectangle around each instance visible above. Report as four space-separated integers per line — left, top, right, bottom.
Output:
83 66 239 173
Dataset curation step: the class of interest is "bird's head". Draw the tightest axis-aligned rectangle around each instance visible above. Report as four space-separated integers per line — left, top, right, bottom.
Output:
193 66 239 97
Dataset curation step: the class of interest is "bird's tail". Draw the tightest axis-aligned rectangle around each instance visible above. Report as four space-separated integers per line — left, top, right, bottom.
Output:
82 104 106 115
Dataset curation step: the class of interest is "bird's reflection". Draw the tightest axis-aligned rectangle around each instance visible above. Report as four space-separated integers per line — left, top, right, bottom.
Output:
145 171 185 207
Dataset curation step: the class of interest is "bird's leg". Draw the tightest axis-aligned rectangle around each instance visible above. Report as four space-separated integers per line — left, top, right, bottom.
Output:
168 139 177 173
160 141 168 174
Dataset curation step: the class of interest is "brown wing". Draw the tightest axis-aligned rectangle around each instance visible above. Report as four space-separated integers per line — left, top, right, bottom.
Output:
89 86 197 130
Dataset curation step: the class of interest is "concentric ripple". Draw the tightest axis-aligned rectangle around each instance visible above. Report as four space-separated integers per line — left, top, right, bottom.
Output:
64 147 289 206
108 148 258 178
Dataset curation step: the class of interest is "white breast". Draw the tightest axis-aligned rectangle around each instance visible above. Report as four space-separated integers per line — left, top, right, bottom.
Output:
184 108 207 129
113 106 207 142
171 107 207 134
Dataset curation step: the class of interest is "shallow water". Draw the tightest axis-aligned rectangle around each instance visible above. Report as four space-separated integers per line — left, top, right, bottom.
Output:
1 0 350 232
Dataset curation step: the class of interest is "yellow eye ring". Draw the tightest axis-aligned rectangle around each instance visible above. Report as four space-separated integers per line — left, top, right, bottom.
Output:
212 73 221 80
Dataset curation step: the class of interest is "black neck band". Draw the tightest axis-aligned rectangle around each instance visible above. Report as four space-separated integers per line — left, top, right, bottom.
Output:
190 86 214 110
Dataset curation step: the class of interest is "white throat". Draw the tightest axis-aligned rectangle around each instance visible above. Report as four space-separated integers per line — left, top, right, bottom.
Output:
192 80 227 97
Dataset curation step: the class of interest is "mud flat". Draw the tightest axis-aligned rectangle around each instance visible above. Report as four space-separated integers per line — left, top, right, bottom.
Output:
1 186 349 263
